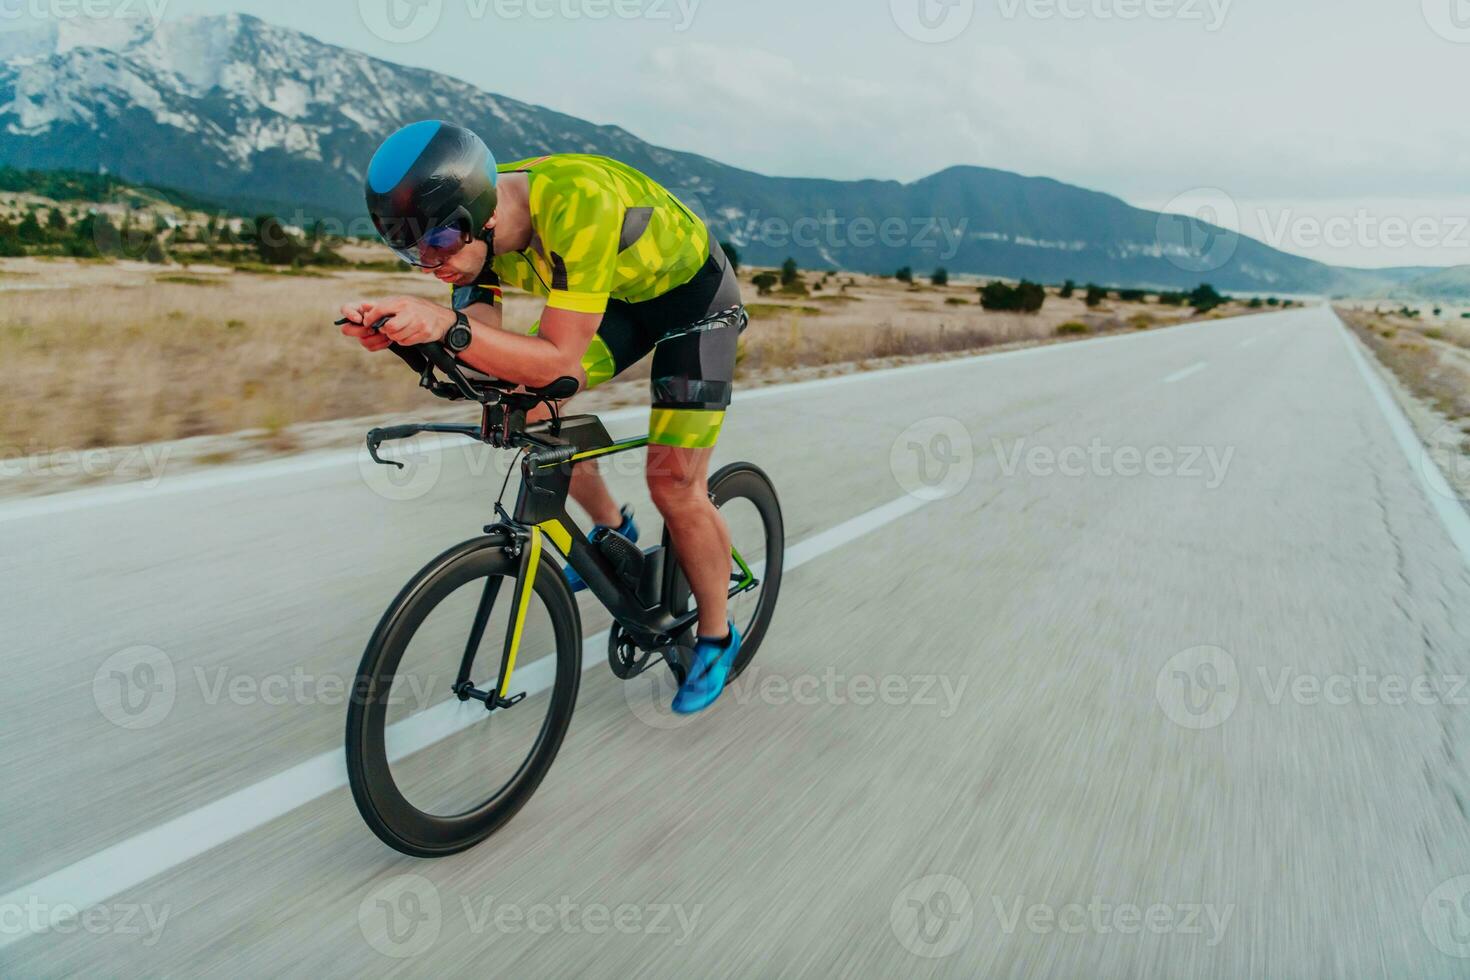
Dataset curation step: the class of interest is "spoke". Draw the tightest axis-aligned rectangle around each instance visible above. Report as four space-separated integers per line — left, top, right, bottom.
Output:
456 575 504 688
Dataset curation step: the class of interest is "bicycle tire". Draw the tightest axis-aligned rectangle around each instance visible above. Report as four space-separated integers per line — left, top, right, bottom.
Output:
345 534 581 857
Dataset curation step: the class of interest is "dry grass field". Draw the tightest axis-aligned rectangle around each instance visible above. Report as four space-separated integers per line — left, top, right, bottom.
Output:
1336 305 1470 424
0 256 1232 478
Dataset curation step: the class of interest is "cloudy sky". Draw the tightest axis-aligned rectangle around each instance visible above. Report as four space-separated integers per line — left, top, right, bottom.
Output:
23 0 1470 267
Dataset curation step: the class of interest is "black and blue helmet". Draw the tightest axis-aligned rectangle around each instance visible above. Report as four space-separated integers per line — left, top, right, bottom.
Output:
364 120 498 267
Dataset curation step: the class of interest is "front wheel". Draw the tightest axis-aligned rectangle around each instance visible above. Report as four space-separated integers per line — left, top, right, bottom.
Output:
664 462 785 681
345 534 582 857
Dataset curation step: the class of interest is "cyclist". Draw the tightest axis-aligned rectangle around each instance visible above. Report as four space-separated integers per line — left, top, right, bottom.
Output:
340 120 743 714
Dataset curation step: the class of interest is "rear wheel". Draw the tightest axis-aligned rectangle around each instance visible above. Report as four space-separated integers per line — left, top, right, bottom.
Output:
664 462 785 682
345 535 581 857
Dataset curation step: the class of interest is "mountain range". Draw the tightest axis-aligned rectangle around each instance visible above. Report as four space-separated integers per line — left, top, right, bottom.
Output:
0 14 1452 296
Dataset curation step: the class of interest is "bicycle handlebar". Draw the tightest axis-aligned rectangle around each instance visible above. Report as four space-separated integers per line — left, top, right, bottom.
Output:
336 315 504 405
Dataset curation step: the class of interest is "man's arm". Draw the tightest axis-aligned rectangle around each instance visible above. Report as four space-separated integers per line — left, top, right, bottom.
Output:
457 305 600 389
347 293 599 390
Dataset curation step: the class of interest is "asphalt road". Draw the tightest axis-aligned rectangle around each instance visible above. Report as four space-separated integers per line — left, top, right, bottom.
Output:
6 306 1470 977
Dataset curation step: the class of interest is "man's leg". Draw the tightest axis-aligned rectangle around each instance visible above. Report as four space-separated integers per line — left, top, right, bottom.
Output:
526 401 622 528
647 444 730 638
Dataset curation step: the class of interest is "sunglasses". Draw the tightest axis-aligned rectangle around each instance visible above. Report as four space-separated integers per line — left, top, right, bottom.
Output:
381 207 476 269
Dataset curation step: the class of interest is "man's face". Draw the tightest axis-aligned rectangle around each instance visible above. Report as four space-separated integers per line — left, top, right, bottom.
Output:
421 237 488 288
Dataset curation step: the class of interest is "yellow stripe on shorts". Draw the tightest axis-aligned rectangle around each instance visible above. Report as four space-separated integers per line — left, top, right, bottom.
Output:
649 408 725 449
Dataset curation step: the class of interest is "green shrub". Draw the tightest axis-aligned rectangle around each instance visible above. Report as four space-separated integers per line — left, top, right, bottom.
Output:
931 267 949 287
1056 321 1090 336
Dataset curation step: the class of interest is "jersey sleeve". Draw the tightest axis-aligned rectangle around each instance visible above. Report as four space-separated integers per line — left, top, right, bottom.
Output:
451 266 504 311
534 175 621 315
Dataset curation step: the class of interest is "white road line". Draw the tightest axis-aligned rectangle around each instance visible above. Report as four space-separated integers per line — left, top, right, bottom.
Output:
1163 362 1209 384
1334 313 1470 571
0 491 930 950
0 311 1285 525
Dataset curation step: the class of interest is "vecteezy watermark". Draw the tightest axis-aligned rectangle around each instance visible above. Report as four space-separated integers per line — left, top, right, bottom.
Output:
357 875 702 959
992 897 1234 945
624 665 970 730
359 875 443 959
0 898 171 947
93 646 177 730
993 438 1235 489
358 424 446 502
891 0 976 43
1254 208 1470 257
190 666 442 712
1155 645 1241 730
1256 667 1470 709
891 417 975 501
723 211 970 263
358 0 700 43
1156 645 1470 731
995 0 1231 29
1422 0 1470 43
1424 876 1470 958
0 443 172 486
891 875 974 958
0 0 169 26
1422 424 1470 502
1156 188 1241 274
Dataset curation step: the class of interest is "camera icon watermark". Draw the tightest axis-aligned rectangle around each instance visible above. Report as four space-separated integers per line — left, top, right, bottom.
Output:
891 0 975 43
359 0 444 43
359 874 443 959
1423 0 1470 42
1155 645 1240 730
891 874 974 958
358 425 446 502
890 417 975 501
1424 875 1470 958
93 645 176 730
1156 188 1241 274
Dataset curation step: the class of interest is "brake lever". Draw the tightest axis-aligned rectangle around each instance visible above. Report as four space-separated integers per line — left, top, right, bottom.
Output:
366 424 416 470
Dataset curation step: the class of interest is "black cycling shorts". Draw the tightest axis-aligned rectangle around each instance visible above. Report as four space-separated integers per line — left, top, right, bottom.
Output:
540 240 744 449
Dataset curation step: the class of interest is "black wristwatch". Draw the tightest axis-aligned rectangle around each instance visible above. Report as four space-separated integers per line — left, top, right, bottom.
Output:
444 310 473 353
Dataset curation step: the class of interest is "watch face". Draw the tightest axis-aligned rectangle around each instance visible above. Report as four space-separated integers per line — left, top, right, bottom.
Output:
447 317 472 352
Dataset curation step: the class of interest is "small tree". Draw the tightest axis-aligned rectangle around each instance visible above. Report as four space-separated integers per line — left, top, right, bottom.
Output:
979 281 1017 311
16 211 44 244
720 240 741 273
47 208 68 234
752 271 778 296
895 266 914 284
1059 280 1076 299
931 267 949 287
254 215 306 265
1189 283 1225 313
780 257 799 286
1084 284 1107 307
1016 280 1046 313
1248 297 1263 308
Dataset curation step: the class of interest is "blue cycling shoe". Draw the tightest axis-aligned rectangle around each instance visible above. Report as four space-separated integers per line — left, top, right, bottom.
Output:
672 622 742 715
564 506 638 593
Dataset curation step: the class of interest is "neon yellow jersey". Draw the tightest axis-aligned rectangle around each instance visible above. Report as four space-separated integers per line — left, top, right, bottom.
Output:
489 154 710 314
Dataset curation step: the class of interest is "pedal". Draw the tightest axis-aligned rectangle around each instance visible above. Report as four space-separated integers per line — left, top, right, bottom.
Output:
608 624 656 680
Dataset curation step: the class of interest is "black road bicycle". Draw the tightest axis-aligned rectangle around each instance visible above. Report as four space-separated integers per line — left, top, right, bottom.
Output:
340 319 784 857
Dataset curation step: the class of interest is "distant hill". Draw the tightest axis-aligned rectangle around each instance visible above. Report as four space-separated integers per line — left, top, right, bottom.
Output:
1389 266 1470 302
0 14 1437 294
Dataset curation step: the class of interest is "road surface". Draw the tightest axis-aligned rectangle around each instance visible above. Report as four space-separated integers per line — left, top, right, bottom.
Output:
5 306 1470 977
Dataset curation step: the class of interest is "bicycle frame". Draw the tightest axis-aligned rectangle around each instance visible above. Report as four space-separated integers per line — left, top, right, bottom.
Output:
373 399 757 708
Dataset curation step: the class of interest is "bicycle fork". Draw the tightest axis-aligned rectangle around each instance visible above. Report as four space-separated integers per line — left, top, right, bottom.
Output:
453 525 541 712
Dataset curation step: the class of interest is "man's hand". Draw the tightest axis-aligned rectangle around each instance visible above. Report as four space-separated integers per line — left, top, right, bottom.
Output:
338 302 392 352
343 296 457 349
